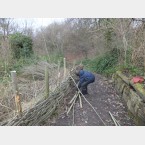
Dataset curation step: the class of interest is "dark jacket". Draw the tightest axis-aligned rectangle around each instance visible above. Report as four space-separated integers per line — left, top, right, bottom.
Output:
78 70 95 86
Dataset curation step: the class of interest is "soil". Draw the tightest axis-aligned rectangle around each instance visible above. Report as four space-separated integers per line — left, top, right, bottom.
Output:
46 74 136 126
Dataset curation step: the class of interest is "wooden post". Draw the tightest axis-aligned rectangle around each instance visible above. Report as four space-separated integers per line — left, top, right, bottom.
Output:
58 60 60 74
57 60 60 86
71 60 76 71
45 66 49 99
63 57 66 78
11 71 22 117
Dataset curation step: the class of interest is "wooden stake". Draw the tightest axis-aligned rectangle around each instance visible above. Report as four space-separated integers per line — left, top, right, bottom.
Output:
79 93 83 108
63 57 66 78
110 112 121 126
11 71 22 117
73 60 76 69
58 72 61 87
57 60 60 86
109 111 119 126
72 105 75 126
68 92 78 104
58 60 60 73
45 66 49 99
114 117 121 126
67 94 78 115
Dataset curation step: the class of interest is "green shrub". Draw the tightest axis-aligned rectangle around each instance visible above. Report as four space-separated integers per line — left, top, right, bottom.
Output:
82 47 144 77
82 48 120 75
10 33 33 59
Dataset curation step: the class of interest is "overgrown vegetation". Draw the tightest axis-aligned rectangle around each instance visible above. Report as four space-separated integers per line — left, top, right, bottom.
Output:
0 54 64 82
1 18 145 83
82 48 119 74
1 18 145 124
10 33 33 59
82 47 143 77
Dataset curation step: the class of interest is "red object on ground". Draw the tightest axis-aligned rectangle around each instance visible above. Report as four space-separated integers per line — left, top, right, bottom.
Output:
132 76 144 84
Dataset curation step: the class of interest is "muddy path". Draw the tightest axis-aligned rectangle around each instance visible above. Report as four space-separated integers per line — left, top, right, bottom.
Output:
46 74 135 126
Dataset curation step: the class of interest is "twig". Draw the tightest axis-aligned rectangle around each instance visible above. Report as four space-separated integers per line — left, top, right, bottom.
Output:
0 103 13 111
69 74 106 126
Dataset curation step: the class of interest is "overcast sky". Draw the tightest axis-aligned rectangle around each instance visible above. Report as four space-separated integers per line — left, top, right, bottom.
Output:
14 18 65 29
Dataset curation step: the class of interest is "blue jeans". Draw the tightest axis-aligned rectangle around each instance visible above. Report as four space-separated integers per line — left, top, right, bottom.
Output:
79 79 95 95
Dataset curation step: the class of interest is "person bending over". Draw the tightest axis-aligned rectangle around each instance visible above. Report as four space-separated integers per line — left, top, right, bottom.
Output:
75 67 95 95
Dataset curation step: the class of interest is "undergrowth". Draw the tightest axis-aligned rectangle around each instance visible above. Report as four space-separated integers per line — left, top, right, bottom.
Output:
82 48 144 77
0 53 63 83
82 48 119 75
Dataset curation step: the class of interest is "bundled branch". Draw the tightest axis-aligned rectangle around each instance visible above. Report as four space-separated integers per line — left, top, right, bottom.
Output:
67 91 83 115
1 76 71 126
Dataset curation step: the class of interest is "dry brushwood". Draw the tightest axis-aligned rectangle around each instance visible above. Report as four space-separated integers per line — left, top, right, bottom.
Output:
0 61 68 123
0 76 72 126
21 61 57 80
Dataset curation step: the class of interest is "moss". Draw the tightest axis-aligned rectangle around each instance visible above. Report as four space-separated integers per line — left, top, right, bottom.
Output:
128 111 145 126
134 83 145 96
116 71 130 84
115 70 145 125
116 71 145 101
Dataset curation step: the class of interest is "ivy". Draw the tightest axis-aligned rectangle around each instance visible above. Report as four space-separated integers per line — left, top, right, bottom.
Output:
10 33 33 59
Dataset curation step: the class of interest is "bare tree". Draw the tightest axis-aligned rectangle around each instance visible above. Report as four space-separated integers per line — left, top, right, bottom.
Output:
0 18 14 72
0 18 13 39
